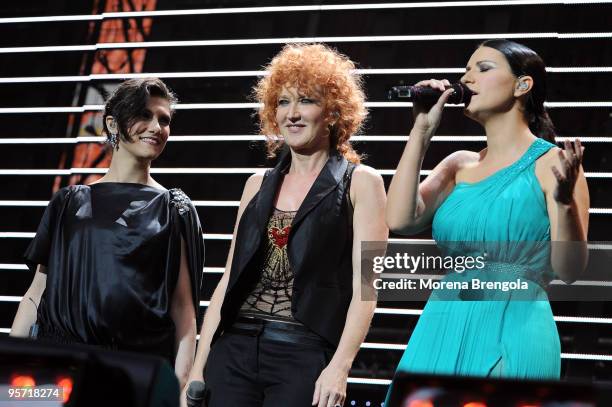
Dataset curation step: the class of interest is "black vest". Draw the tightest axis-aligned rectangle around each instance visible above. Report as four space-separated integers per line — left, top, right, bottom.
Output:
214 151 355 347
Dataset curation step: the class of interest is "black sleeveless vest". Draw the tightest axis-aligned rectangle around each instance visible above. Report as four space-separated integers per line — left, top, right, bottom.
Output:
214 150 355 347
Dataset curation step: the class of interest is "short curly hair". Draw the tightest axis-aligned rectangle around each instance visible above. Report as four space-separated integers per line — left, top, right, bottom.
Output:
253 43 367 163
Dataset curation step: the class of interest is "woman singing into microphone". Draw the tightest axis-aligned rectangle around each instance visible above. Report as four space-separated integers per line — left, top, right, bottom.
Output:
385 40 589 399
10 78 204 389
187 43 387 407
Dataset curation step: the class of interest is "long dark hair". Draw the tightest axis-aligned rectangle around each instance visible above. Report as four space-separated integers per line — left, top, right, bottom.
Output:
480 39 556 143
102 78 178 143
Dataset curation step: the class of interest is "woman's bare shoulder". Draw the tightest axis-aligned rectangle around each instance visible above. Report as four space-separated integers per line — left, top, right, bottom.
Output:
241 172 266 203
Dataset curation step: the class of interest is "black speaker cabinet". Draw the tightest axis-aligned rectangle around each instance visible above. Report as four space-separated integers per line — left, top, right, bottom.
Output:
0 336 179 406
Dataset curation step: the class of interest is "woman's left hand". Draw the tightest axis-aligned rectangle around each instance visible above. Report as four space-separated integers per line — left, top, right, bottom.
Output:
312 363 348 407
552 138 584 205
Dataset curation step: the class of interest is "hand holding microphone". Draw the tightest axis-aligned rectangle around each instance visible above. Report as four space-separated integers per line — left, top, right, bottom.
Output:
387 80 473 108
391 79 471 141
185 380 206 407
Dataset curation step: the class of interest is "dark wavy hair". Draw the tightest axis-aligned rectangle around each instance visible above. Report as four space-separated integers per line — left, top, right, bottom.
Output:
480 39 556 143
102 78 178 143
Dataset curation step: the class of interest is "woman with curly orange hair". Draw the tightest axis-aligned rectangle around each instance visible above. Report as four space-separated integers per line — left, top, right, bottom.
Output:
186 43 388 407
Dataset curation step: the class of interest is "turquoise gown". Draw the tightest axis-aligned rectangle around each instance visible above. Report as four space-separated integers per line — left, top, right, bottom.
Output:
386 138 561 402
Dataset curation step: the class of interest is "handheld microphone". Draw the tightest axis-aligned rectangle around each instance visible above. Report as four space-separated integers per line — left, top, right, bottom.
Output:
186 380 206 407
387 82 473 108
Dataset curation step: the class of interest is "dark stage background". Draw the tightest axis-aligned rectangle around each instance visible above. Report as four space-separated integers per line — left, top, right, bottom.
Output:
1 0 611 404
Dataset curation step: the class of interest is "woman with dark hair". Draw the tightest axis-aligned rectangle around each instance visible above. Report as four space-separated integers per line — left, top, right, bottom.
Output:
10 78 204 389
385 40 589 395
186 43 388 407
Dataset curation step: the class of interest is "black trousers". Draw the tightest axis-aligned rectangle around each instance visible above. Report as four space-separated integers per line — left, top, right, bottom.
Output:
205 318 334 407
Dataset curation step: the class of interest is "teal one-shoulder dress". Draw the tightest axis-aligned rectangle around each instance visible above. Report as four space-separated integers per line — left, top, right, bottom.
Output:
386 138 561 402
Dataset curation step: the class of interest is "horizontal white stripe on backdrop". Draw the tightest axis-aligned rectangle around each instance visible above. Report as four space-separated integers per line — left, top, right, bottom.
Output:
1 168 612 178
1 296 612 325
4 32 612 54
2 136 612 144
2 66 612 83
2 262 612 288
0 201 610 215
1 101 611 113
2 1 612 24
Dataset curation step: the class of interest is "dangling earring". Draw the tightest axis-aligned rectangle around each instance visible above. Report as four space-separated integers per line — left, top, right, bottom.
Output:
108 132 119 150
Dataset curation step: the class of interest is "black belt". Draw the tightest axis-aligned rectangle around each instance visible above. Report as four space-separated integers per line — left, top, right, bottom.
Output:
226 316 333 349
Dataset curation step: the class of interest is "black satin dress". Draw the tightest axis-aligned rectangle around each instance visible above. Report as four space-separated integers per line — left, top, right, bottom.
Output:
24 183 204 363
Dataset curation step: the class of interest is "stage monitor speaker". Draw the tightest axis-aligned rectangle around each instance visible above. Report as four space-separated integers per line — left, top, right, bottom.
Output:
386 371 611 407
0 336 179 407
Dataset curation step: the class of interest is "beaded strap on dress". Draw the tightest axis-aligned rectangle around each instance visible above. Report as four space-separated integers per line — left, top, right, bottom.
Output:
499 138 553 182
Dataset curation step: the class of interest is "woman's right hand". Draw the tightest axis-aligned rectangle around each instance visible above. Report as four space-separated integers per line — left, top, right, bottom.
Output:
182 378 206 407
411 79 455 143
186 371 204 389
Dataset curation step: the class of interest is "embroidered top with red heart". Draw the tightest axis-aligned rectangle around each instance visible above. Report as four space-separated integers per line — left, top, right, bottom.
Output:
269 226 291 248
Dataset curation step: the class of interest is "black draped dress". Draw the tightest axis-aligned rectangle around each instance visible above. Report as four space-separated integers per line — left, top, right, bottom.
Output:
25 183 204 363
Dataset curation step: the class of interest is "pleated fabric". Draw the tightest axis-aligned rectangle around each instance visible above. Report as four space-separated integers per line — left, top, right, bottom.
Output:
387 138 560 403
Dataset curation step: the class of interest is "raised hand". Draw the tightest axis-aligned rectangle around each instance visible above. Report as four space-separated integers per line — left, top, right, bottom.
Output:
411 78 455 140
552 138 585 205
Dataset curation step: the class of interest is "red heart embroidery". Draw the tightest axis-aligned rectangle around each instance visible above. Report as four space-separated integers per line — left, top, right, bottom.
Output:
269 226 291 248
